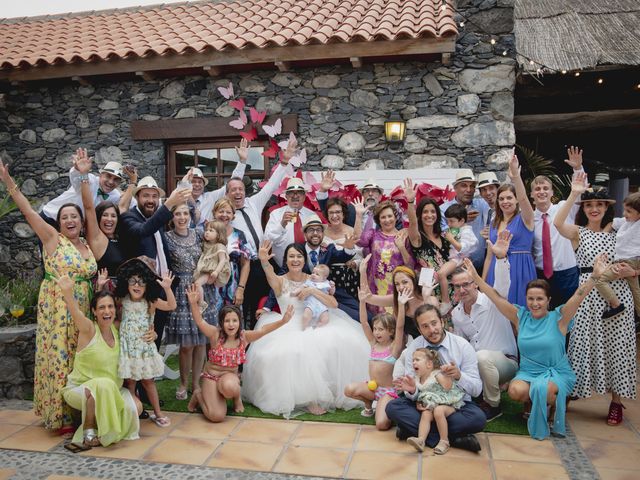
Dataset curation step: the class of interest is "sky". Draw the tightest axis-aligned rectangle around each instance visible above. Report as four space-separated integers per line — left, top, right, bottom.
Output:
1 0 190 18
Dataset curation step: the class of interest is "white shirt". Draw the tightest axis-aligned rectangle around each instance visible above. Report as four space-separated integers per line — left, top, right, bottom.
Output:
449 225 479 261
403 331 482 401
230 163 292 253
612 217 640 260
42 168 122 219
265 205 315 267
533 201 580 271
452 258 517 357
196 162 247 226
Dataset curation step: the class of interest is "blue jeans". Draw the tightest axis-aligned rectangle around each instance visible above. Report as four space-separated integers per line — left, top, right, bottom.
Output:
386 397 486 447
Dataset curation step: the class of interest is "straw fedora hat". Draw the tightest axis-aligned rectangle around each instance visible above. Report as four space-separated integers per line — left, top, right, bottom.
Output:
133 176 166 197
191 167 209 186
302 213 327 232
477 172 500 189
99 161 124 179
452 169 476 186
285 177 307 192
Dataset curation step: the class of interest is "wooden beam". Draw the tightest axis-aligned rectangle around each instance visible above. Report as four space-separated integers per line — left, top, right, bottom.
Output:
203 65 221 77
274 61 290 72
131 114 299 141
350 56 363 68
441 53 452 65
514 109 640 132
0 37 457 82
71 75 91 86
135 71 155 81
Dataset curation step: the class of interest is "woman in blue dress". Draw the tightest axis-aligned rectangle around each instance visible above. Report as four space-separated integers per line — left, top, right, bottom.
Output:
483 152 536 306
465 236 608 440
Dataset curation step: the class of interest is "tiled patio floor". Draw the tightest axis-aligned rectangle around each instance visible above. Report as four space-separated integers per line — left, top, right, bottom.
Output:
1 391 639 479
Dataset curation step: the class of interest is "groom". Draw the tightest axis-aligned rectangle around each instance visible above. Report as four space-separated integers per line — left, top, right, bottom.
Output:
259 214 362 320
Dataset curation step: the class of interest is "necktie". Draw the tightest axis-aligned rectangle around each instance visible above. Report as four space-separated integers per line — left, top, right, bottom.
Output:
97 188 108 200
309 250 318 268
293 213 305 244
542 213 553 279
487 208 494 226
238 207 260 251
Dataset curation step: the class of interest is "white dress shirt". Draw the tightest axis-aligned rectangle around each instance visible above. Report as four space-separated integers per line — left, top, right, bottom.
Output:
42 168 123 219
196 162 247 226
449 225 479 261
403 331 483 401
440 197 489 267
612 217 640 260
452 257 517 357
230 163 292 253
533 201 580 271
265 205 315 267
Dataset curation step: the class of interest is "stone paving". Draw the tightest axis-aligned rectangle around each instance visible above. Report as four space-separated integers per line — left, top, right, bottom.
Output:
1 391 639 480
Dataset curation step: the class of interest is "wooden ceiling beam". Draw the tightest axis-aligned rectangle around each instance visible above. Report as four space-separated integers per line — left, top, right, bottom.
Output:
514 109 640 132
0 37 456 82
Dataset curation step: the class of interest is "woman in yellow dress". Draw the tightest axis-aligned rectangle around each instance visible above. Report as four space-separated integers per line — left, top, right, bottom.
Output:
0 157 96 434
56 274 143 448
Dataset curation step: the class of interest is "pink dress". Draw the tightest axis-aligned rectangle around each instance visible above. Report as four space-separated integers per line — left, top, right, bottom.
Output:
357 229 405 299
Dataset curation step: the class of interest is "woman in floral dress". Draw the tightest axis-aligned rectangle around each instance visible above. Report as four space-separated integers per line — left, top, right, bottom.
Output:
0 159 96 434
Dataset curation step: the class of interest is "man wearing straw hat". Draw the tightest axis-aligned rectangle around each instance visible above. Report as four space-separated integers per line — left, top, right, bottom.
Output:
264 177 315 268
440 169 490 270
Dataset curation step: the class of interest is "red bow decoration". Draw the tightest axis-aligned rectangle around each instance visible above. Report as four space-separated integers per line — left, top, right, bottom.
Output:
416 183 456 205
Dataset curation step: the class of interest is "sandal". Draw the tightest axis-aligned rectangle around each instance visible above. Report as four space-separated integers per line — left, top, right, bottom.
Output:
175 388 188 401
360 407 374 418
434 439 450 455
64 442 91 453
407 437 425 452
607 401 625 426
83 429 101 448
150 414 171 428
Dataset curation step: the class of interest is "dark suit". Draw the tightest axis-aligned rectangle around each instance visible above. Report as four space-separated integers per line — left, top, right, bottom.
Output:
119 204 174 348
263 242 362 321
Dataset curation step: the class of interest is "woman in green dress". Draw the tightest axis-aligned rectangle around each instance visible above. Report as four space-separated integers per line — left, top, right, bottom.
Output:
56 274 148 448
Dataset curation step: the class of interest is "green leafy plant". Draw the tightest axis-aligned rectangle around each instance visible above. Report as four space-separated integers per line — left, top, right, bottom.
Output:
0 189 18 219
0 272 40 327
515 145 573 201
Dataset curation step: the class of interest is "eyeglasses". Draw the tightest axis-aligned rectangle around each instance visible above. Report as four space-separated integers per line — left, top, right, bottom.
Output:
306 227 324 234
128 277 147 286
451 281 474 290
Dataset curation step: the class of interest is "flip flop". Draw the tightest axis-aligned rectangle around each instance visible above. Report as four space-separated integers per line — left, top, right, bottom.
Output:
149 414 171 428
175 388 188 400
64 442 91 453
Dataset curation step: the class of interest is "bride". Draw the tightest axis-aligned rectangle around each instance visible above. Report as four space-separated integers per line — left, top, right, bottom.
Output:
242 241 369 417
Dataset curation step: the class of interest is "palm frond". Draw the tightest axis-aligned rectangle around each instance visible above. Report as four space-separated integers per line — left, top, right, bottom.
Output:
515 145 572 201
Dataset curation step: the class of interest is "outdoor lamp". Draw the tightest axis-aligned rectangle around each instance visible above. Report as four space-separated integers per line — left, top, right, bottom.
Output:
384 113 406 143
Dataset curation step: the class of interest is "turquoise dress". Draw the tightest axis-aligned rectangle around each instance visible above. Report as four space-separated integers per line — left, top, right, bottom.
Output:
514 305 576 440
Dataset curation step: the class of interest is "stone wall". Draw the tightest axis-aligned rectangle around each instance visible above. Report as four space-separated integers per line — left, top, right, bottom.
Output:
0 325 36 399
0 0 515 277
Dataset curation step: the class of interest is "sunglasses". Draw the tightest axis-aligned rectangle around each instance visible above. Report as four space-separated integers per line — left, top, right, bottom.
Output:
128 277 147 287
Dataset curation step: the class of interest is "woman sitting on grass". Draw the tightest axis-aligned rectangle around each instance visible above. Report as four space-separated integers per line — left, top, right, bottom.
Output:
185 285 293 422
56 274 144 450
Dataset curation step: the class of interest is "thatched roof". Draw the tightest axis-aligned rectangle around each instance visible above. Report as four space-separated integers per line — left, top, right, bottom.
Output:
514 0 640 72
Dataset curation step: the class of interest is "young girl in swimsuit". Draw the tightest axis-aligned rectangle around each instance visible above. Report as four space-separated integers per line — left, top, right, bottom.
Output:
343 286 407 430
185 284 293 422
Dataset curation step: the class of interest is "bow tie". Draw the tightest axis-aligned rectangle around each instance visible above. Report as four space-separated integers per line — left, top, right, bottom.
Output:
426 344 443 351
97 188 109 200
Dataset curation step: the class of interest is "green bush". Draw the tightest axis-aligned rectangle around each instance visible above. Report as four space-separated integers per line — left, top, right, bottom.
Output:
0 272 40 327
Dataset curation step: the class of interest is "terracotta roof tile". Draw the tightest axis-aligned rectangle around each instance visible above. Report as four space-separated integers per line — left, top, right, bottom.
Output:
0 0 456 69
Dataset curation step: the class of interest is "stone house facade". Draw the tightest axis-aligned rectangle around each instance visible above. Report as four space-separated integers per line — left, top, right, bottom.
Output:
0 0 516 277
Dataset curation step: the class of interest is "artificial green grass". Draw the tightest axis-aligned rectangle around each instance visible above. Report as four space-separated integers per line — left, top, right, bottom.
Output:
157 355 528 435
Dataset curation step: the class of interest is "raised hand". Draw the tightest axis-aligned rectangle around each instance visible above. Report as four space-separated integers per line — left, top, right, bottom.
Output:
123 164 138 184
357 287 372 304
403 178 416 204
74 148 92 174
571 171 589 196
592 253 609 279
186 284 199 305
488 229 513 259
53 274 75 295
235 137 249 163
397 287 414 305
421 280 438 300
319 170 336 192
565 146 583 170
0 156 10 184
462 258 480 280
507 150 521 181
165 185 192 208
359 253 371 274
96 268 110 291
394 229 408 250
258 240 275 263
342 232 358 250
352 198 367 216
281 136 298 164
281 304 294 324
398 375 416 393
157 271 175 290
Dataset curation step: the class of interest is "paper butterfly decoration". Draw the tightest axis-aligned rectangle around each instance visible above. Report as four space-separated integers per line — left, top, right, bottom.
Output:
262 118 282 138
217 82 234 99
229 110 247 129
240 127 258 142
262 138 281 158
249 107 267 125
229 98 245 111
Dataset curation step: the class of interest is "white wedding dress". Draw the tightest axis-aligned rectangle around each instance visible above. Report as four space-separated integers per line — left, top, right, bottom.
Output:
243 277 370 418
